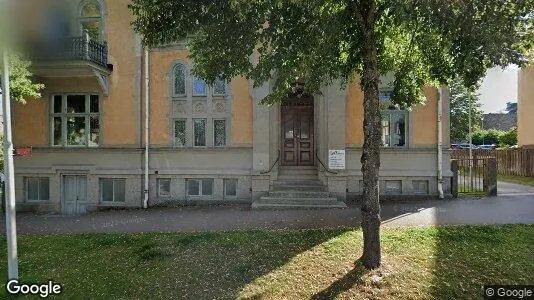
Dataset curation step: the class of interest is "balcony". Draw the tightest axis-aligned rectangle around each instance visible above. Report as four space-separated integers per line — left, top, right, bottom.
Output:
30 35 113 95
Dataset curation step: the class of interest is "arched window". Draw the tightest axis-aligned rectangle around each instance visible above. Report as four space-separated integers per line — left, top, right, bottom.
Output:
79 1 103 41
173 63 187 96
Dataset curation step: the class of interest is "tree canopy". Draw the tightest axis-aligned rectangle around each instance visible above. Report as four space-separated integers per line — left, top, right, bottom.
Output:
1 53 44 104
131 0 532 106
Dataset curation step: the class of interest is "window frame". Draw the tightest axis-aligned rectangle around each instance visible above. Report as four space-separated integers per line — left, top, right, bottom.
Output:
212 78 227 97
169 62 231 148
78 0 104 41
172 63 187 97
50 94 101 148
193 118 207 147
186 178 214 197
25 177 50 202
381 109 408 148
213 118 227 147
192 77 208 97
173 118 188 147
224 178 238 199
157 178 172 198
100 178 126 203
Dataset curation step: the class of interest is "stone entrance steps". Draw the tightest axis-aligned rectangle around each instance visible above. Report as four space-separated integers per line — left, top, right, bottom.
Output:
252 173 347 209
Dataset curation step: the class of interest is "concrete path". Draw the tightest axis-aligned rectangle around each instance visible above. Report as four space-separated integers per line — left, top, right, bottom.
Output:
1 183 533 235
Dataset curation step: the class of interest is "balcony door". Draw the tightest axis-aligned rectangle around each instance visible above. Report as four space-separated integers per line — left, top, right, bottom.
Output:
282 103 314 166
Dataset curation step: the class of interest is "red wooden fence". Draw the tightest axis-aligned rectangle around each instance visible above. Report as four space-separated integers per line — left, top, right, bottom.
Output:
451 148 534 177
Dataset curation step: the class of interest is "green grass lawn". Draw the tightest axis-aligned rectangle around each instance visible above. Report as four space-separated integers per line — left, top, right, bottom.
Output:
1 225 533 299
498 174 534 186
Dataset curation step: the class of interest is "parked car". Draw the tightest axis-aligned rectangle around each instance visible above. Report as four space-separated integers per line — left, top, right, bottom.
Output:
478 144 496 150
458 143 478 149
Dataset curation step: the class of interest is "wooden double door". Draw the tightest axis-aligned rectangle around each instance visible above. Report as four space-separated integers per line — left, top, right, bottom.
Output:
282 105 314 166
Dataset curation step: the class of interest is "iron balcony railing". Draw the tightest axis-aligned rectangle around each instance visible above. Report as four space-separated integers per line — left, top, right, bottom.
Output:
33 35 109 68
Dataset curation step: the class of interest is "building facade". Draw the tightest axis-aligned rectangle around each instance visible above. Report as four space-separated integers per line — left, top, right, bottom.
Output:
12 0 453 213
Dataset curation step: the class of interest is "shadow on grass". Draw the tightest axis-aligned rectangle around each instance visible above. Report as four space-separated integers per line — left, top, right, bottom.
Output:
0 229 354 299
311 259 366 300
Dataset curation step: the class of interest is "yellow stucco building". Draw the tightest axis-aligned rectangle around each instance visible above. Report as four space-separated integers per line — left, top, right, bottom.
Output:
12 0 452 213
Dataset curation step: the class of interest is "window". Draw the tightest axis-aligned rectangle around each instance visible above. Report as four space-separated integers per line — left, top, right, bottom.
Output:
412 180 429 194
51 94 100 147
187 179 214 196
192 77 207 96
385 180 402 195
213 78 226 96
193 118 207 147
157 179 171 197
382 110 407 147
170 62 231 148
224 179 238 197
25 178 50 201
174 119 187 147
214 119 227 147
100 178 126 202
173 64 186 96
79 0 103 41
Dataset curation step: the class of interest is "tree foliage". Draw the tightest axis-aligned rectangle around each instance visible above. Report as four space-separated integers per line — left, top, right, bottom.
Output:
471 128 518 147
450 79 483 143
1 53 44 104
130 0 533 104
129 0 534 269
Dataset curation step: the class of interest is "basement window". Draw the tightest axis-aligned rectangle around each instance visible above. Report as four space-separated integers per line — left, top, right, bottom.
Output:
157 178 171 197
224 179 238 198
187 179 213 197
100 178 126 202
25 177 50 201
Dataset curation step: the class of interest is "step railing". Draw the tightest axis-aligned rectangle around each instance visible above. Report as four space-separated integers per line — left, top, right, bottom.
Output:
260 150 280 174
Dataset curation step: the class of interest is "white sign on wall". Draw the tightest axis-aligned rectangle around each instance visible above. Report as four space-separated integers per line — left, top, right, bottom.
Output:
328 150 346 170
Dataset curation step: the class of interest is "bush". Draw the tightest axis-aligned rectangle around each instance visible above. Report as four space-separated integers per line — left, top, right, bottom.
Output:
498 128 518 147
470 129 501 145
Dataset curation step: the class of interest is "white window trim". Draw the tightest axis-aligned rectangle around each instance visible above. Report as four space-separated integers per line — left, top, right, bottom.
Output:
100 178 126 203
50 94 101 148
25 177 50 202
381 109 408 148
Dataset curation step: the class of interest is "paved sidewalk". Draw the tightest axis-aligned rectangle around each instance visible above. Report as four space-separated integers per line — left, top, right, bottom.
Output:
1 187 533 235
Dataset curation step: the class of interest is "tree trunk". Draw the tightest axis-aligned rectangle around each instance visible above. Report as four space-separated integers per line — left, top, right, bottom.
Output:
359 0 381 270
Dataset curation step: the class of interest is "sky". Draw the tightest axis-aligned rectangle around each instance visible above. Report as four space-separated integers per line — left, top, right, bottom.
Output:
477 66 518 113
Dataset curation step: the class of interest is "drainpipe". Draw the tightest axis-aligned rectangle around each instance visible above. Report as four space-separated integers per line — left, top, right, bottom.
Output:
437 86 444 199
143 48 150 208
